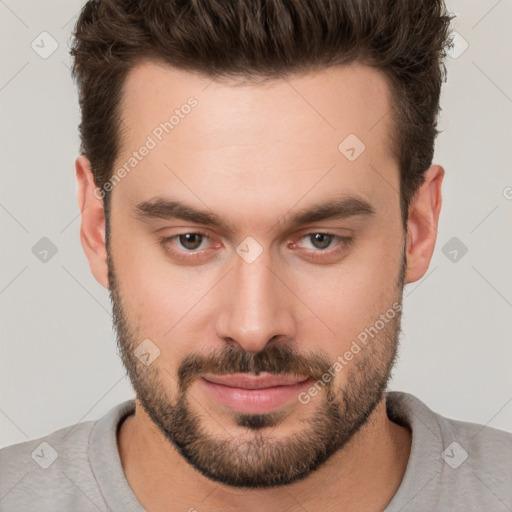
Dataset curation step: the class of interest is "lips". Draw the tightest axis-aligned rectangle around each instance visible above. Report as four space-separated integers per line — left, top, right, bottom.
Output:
199 373 313 414
202 373 310 389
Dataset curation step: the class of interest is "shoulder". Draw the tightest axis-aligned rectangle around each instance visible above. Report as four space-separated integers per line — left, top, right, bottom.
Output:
0 399 136 512
431 401 512 508
0 416 95 471
385 391 512 511
388 390 512 466
434 407 512 468
0 419 103 511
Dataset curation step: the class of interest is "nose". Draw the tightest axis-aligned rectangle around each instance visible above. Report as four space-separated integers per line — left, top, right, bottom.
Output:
214 246 296 353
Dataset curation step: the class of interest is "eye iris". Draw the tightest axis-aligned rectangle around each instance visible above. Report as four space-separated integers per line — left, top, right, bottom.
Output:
179 233 203 250
310 233 332 250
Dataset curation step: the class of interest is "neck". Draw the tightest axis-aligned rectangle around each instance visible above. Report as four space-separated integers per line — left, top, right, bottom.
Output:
118 396 412 512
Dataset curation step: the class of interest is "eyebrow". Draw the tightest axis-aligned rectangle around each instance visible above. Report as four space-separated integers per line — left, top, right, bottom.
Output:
133 194 375 234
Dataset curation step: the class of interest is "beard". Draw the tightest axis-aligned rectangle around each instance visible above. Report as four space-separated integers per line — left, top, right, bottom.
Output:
107 248 406 489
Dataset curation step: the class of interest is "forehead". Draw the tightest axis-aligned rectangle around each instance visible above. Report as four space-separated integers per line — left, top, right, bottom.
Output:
114 60 398 220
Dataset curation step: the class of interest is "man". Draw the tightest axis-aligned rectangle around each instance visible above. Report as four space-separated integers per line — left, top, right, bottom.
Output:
1 0 511 510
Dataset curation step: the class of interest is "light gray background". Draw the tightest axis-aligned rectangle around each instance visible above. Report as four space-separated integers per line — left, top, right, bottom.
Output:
1 0 511 448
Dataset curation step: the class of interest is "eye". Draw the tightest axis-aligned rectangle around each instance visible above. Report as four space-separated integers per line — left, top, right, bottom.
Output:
291 232 353 262
159 230 217 262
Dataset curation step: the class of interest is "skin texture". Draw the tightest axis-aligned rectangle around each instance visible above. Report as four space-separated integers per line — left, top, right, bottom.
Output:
76 61 443 511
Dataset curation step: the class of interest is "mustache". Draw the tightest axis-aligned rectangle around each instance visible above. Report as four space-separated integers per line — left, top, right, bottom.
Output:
177 342 333 392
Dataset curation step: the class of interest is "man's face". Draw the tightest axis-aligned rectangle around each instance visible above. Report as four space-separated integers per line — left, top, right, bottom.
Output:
107 61 406 487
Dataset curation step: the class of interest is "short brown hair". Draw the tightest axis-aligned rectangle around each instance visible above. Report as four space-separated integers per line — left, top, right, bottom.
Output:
70 0 454 225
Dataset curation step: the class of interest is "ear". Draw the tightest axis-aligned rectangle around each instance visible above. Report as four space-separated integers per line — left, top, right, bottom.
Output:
405 164 444 284
75 155 109 289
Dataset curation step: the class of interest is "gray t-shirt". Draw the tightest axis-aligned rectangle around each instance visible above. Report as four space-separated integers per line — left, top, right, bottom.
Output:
1 391 511 511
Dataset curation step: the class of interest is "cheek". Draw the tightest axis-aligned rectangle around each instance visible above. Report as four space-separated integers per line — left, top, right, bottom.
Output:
108 221 196 343
115 260 206 341
110 237 229 376
292 233 403 355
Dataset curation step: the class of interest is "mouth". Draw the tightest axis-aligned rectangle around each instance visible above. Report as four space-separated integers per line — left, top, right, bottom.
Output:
203 373 310 389
199 373 313 415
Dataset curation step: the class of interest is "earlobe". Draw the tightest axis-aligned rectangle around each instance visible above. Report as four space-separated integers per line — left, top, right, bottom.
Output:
405 165 444 284
75 155 110 289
